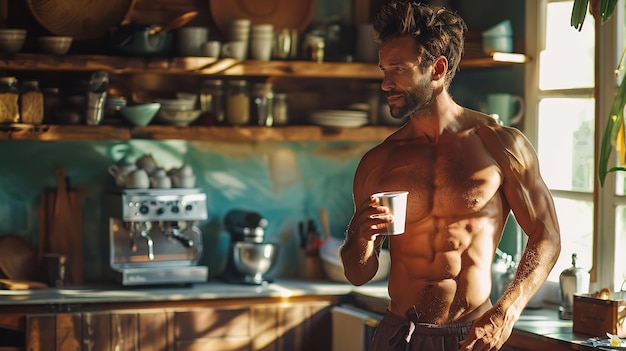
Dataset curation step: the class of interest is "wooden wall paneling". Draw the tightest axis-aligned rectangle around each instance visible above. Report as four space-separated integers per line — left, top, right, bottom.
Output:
55 314 81 351
82 312 112 351
138 311 168 351
26 314 55 351
111 312 138 351
251 305 278 351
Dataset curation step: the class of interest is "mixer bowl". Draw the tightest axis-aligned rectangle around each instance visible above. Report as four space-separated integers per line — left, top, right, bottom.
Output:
232 242 279 281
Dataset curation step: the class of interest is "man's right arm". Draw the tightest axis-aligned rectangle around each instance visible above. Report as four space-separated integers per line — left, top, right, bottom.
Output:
340 152 388 286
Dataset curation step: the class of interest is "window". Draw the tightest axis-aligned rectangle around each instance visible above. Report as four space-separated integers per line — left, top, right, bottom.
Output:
526 0 626 293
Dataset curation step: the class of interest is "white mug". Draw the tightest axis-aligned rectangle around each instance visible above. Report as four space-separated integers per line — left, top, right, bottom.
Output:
221 41 247 60
202 41 221 58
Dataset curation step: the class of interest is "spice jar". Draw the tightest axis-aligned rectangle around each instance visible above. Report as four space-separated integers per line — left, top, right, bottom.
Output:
273 93 288 126
251 82 274 126
200 79 225 124
20 80 44 124
0 76 20 123
226 80 250 126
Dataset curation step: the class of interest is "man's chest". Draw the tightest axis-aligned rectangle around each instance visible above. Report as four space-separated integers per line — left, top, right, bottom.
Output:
377 136 503 218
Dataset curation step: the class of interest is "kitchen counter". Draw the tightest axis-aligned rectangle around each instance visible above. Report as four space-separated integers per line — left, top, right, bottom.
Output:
0 280 606 350
0 279 388 306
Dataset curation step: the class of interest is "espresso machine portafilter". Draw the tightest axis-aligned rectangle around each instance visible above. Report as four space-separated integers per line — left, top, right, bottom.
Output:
104 188 208 286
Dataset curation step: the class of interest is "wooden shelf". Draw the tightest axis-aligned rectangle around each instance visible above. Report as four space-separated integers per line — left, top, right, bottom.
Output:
0 124 398 142
0 52 528 79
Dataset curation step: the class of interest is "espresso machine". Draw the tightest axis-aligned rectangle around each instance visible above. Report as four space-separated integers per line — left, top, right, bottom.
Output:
104 188 208 286
222 209 279 285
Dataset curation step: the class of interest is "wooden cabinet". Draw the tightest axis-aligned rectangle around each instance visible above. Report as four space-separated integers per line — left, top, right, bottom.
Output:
24 300 333 351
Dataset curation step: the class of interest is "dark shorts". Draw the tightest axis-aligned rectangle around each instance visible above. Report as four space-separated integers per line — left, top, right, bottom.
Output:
369 308 473 351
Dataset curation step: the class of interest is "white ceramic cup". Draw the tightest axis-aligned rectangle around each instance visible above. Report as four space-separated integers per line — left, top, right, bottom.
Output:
177 26 209 56
125 169 150 189
150 174 172 189
372 191 409 235
135 154 158 174
250 35 273 61
171 174 196 188
108 163 137 187
202 41 221 58
221 41 247 60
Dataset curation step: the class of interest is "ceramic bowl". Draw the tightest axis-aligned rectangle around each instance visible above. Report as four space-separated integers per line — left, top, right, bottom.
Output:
119 103 161 126
155 98 196 111
39 36 73 55
0 29 27 54
156 109 201 127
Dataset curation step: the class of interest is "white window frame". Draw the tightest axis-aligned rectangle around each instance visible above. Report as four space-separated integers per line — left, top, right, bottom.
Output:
525 0 626 294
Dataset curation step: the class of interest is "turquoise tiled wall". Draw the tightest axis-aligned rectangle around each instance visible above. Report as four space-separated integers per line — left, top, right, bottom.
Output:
0 139 378 282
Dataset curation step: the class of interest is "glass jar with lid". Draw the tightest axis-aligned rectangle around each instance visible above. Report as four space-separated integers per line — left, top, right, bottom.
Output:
200 79 225 124
20 80 44 124
226 80 250 126
251 82 274 127
0 76 20 123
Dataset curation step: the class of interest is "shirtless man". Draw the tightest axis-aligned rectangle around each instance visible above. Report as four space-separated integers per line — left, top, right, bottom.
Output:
340 2 561 350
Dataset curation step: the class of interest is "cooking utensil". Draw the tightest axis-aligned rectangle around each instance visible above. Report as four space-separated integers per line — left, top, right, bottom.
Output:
150 11 198 35
319 208 331 239
45 168 83 286
27 0 134 40
0 234 41 281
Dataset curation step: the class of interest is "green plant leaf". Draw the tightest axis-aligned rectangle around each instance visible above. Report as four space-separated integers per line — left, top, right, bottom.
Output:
600 0 619 22
599 74 626 186
571 0 590 31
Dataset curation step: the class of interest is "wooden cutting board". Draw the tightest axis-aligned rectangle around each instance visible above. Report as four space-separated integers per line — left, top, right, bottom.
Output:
39 168 83 286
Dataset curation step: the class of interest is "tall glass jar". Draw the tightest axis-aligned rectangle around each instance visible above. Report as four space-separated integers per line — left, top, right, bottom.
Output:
0 77 19 123
20 80 44 124
226 80 250 126
251 82 274 127
273 93 288 126
200 79 225 124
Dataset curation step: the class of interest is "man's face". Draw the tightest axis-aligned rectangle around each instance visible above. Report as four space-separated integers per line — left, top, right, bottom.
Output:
379 36 434 119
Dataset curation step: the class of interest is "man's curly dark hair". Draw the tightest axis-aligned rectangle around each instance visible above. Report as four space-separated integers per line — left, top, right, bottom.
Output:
373 1 467 88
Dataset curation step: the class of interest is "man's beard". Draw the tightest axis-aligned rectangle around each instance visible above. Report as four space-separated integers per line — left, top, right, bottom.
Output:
389 75 434 120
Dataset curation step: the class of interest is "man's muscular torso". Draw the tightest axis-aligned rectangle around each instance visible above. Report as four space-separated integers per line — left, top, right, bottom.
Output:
371 112 510 324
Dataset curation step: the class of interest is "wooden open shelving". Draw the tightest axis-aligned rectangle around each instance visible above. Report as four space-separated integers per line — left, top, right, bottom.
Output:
0 52 528 78
0 124 399 142
0 52 527 142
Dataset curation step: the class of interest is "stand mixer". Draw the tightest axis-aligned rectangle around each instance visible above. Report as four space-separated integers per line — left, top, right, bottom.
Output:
223 209 279 285
104 188 208 286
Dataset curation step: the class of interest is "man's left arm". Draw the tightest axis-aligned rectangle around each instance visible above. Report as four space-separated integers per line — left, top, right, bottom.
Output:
461 125 561 350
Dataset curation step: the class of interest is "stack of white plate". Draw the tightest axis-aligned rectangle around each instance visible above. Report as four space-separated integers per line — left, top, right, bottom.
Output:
309 110 369 128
